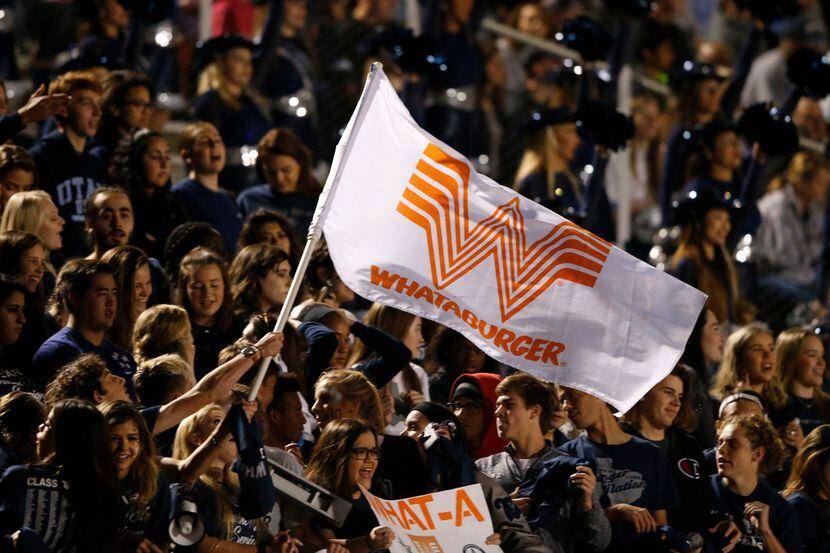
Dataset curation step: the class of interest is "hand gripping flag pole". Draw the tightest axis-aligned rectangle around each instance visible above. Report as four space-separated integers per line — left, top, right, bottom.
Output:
246 62 385 401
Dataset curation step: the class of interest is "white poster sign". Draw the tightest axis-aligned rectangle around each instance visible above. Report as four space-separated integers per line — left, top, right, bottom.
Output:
360 484 502 553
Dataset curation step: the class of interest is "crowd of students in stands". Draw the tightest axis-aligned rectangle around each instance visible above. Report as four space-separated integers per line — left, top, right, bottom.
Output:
2 0 830 551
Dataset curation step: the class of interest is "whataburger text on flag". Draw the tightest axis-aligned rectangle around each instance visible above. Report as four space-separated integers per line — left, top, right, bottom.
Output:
314 65 707 412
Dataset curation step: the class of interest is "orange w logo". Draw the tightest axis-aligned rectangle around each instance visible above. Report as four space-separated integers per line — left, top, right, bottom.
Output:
397 143 612 322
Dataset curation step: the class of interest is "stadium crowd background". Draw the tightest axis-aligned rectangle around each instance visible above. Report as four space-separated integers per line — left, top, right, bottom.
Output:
1 0 830 551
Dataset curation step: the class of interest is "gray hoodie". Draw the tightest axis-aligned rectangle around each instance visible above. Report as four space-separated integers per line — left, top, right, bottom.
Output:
476 443 610 553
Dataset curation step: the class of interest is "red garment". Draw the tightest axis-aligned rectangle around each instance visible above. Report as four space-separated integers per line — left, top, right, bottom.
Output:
212 0 255 38
449 372 507 460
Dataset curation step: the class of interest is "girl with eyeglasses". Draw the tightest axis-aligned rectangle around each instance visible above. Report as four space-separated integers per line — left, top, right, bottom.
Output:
311 369 430 501
304 418 395 552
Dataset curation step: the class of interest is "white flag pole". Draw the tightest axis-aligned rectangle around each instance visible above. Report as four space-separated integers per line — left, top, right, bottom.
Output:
247 62 385 401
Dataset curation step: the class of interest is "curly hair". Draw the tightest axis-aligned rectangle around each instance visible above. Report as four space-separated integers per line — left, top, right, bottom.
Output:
719 413 784 475
98 400 159 507
163 222 227 281
306 419 377 499
44 353 108 406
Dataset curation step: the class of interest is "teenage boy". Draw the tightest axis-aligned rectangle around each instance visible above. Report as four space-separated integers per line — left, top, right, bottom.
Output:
172 122 242 254
31 259 137 396
43 352 131 405
476 373 610 552
29 71 107 257
558 386 680 550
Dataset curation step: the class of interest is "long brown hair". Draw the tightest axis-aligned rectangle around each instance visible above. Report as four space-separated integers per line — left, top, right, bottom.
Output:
350 303 422 394
670 212 739 324
98 400 159 507
782 424 830 501
775 328 830 418
101 245 150 351
256 128 320 197
622 364 698 433
306 419 377 498
228 243 290 320
174 247 234 335
0 392 45 464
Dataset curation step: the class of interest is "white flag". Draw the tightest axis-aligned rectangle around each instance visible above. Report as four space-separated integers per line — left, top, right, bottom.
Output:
318 67 707 412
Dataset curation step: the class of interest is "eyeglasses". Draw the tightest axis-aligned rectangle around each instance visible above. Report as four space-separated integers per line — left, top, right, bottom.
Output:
447 401 482 413
350 447 380 461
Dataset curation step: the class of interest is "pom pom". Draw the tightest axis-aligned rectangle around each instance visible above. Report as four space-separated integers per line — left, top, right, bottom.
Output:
575 101 634 151
601 0 655 18
786 48 830 99
558 17 613 62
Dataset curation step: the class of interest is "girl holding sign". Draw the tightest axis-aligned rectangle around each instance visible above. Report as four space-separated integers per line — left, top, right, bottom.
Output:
305 418 396 552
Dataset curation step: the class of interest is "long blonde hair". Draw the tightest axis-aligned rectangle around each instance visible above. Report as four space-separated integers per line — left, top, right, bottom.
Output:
0 190 52 240
776 328 830 416
132 304 192 364
315 369 385 431
711 324 787 410
1 191 57 275
514 126 578 199
349 304 422 394
172 404 239 537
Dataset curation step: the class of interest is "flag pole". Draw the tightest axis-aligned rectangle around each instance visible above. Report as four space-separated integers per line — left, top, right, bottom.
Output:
247 62 385 401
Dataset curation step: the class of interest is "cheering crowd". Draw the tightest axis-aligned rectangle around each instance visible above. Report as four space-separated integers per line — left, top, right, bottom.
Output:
2 0 830 551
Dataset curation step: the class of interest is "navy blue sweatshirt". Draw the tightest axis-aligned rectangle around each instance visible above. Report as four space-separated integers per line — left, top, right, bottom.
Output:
299 321 412 389
29 131 107 258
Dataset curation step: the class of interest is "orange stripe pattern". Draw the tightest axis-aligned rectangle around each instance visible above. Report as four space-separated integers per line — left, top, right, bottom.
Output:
397 143 612 322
